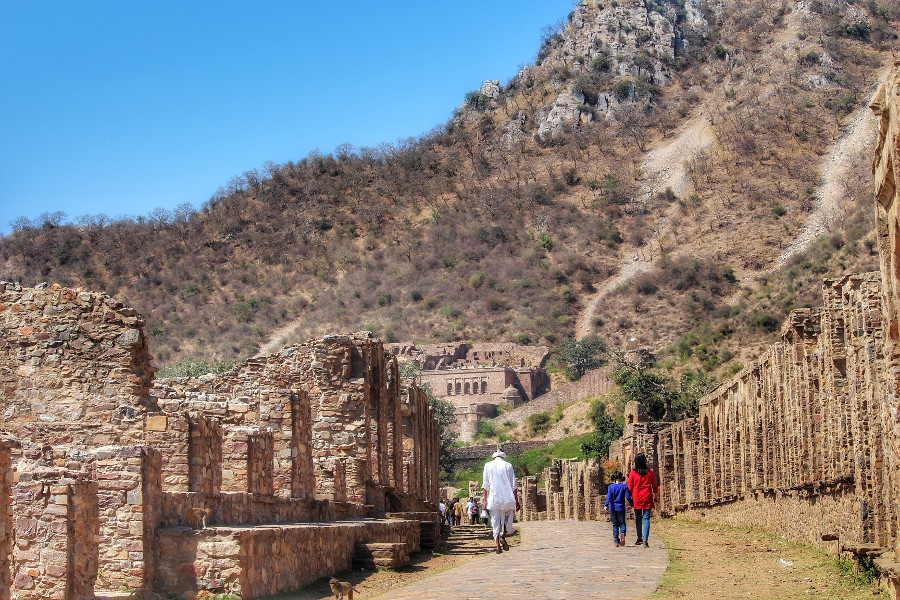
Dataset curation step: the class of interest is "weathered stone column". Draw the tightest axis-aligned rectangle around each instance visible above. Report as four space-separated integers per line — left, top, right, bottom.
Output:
248 430 275 495
0 441 11 600
11 473 98 600
188 415 222 495
290 390 316 500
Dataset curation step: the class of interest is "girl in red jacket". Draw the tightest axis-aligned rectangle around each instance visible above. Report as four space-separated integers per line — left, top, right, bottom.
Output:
627 453 659 547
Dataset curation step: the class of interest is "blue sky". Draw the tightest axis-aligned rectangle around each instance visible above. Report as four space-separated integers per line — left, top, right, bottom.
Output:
0 1 574 234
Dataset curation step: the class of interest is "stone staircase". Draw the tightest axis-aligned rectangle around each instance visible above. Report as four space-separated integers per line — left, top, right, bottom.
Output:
353 542 411 569
444 523 494 547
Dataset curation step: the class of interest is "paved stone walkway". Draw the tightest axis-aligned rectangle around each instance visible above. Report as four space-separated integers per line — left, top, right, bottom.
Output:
381 521 668 600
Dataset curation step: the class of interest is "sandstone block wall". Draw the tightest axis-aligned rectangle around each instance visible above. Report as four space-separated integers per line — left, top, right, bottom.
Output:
518 458 603 522
0 282 155 450
623 274 890 551
0 282 442 599
155 519 421 598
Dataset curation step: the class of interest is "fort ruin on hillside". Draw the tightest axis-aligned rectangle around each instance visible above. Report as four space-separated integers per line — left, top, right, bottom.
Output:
0 288 440 599
387 342 549 441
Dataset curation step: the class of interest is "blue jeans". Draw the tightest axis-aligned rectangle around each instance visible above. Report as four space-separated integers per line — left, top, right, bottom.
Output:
610 509 626 543
634 508 651 542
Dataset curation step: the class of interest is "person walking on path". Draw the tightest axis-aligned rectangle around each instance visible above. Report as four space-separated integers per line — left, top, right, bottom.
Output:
454 497 466 526
604 471 631 547
439 500 447 526
482 450 520 554
448 498 457 527
627 453 659 547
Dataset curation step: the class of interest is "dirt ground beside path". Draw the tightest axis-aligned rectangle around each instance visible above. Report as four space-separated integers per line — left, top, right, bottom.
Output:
652 519 887 599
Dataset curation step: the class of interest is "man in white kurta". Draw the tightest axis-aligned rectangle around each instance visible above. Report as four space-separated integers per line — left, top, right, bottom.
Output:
481 450 520 553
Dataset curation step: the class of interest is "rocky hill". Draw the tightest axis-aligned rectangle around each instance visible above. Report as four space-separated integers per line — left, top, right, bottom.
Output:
1 0 897 377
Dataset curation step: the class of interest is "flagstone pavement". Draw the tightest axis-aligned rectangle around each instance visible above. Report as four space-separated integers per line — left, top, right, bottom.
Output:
378 520 669 600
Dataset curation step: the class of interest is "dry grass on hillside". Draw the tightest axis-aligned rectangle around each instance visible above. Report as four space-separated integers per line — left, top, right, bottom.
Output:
0 0 896 372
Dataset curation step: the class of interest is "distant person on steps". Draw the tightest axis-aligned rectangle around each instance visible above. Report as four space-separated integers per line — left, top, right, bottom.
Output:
482 450 520 554
627 453 659 547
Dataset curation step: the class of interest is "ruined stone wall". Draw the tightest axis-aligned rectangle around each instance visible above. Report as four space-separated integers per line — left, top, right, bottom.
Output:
489 365 615 429
1 283 442 599
517 458 603 522
0 282 155 450
0 442 10 600
449 440 552 471
873 61 900 564
155 519 421 598
638 274 890 551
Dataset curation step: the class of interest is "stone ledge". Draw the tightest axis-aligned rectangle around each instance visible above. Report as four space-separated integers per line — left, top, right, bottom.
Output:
155 518 422 598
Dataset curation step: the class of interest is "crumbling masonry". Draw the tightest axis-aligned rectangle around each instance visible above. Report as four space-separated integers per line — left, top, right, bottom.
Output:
513 64 900 592
610 62 900 591
0 286 440 599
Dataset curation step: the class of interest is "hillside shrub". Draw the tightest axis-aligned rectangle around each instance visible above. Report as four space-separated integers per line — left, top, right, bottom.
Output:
526 412 552 435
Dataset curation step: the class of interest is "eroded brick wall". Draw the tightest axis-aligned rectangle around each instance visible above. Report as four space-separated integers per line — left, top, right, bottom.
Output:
0 283 155 450
0 442 11 600
518 458 602 522
1 282 442 599
641 274 891 550
873 61 900 562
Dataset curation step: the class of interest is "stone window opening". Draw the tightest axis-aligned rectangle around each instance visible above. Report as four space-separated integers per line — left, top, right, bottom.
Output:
447 383 453 395
464 382 471 395
481 381 487 394
456 382 461 394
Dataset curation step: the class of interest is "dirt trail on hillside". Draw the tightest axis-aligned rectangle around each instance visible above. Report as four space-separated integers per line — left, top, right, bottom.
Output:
577 115 715 339
256 320 302 357
776 88 880 268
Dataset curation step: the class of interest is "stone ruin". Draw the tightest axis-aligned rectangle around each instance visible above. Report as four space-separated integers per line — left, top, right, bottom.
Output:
387 342 549 442
0 284 441 599
517 458 603 522
517 62 900 594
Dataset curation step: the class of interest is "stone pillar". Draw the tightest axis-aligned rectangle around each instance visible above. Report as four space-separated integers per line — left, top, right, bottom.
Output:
248 430 274 496
333 459 347 504
222 427 253 493
146 411 189 492
92 447 157 592
68 481 99 600
386 361 405 490
11 473 98 600
0 442 11 600
291 390 316 500
189 415 222 495
344 457 368 505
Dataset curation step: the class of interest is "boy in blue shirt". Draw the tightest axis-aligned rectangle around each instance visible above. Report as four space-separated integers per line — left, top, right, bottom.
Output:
604 472 631 547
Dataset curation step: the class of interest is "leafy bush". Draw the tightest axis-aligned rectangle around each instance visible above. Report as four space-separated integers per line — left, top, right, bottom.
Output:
612 79 633 101
752 312 781 333
591 54 611 72
158 359 235 378
475 420 498 440
526 412 552 435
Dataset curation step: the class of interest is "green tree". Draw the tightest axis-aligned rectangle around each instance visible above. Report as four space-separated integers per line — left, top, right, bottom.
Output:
670 369 716 419
580 400 623 457
555 336 608 380
399 360 421 383
422 385 458 475
613 365 673 421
